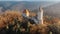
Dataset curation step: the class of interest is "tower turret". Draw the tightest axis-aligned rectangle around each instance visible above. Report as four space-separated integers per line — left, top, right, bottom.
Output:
37 7 43 24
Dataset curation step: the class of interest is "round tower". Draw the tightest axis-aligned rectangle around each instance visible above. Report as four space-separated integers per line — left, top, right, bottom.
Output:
37 7 43 24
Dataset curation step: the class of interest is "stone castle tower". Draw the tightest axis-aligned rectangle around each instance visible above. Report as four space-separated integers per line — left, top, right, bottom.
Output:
37 7 43 24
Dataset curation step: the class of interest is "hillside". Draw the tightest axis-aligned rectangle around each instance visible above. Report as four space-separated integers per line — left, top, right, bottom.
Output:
43 2 60 17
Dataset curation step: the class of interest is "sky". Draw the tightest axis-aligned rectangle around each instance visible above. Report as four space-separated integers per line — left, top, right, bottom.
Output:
0 0 60 1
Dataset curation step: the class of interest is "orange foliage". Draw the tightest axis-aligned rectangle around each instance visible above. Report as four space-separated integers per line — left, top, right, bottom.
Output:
0 10 23 29
0 10 60 34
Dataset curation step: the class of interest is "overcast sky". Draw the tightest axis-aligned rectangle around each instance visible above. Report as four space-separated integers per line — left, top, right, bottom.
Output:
0 0 60 1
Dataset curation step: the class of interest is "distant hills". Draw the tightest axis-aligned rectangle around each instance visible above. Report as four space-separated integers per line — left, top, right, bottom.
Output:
0 1 55 11
43 2 60 17
0 1 59 17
